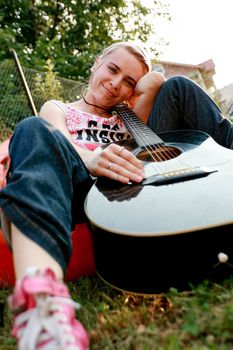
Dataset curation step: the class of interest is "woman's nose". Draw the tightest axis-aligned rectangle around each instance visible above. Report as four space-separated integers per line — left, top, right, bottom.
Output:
110 76 121 89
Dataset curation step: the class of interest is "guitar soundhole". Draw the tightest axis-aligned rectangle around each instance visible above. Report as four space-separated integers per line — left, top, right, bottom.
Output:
137 145 181 162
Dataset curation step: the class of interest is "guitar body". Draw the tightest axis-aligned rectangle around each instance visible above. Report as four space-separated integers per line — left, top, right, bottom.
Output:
85 130 233 294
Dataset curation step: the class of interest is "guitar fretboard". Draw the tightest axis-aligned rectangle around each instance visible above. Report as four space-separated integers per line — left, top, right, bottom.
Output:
113 104 164 148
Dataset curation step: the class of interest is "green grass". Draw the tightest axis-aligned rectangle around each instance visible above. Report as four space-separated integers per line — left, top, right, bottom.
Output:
1 276 233 349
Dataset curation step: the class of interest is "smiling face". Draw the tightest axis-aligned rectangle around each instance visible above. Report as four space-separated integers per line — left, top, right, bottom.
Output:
86 47 147 109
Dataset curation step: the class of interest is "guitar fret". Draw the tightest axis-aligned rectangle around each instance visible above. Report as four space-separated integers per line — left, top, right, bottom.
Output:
113 104 164 147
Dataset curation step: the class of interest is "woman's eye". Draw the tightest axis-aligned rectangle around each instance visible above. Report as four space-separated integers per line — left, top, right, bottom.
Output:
108 66 117 73
125 80 135 88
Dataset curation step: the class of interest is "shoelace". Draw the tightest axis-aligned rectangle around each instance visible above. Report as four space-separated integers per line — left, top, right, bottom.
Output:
15 295 82 350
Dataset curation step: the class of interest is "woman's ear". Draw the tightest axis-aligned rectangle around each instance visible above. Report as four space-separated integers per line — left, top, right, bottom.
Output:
124 94 139 108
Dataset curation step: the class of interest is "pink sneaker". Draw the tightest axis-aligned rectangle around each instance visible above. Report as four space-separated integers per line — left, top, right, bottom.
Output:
8 268 89 350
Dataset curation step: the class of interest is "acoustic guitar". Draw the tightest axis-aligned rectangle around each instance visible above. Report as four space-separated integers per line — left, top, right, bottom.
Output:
84 104 233 294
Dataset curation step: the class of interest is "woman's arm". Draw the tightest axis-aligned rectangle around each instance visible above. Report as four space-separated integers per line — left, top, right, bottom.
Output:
39 101 144 184
40 101 73 141
39 100 95 162
128 71 166 123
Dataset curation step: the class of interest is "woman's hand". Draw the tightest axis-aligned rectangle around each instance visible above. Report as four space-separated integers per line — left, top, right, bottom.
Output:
81 143 144 184
40 101 144 184
127 71 166 123
134 71 165 96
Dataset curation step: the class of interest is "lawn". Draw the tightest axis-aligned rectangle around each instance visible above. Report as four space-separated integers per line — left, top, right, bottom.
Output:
1 275 233 349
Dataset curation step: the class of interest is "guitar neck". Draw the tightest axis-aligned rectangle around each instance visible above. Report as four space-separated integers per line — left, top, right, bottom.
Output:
113 104 164 147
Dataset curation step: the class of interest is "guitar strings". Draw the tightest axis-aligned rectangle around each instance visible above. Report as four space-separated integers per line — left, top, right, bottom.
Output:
118 106 177 161
117 107 170 174
117 106 178 175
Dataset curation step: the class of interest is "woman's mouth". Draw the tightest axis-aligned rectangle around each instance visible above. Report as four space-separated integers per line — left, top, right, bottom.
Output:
103 85 116 98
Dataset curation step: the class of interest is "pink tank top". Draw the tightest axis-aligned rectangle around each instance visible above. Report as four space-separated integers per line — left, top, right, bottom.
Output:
52 100 131 151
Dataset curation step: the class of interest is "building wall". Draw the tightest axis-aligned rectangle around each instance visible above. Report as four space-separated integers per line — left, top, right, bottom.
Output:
152 59 216 99
218 83 233 119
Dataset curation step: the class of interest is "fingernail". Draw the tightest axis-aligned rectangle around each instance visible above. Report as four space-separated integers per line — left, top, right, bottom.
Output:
135 175 143 182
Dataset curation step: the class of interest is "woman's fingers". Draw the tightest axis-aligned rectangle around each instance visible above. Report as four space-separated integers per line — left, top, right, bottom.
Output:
91 144 144 183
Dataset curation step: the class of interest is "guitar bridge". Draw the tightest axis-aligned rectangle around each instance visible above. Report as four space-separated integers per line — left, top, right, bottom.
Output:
142 166 217 186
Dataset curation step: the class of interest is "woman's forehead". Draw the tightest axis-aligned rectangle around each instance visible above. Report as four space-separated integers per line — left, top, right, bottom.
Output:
103 48 145 78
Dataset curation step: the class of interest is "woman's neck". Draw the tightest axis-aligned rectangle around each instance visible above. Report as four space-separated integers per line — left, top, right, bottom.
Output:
74 96 112 118
82 96 110 112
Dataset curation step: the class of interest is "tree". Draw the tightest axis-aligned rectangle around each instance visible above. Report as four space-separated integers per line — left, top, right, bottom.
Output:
0 0 171 80
33 59 63 101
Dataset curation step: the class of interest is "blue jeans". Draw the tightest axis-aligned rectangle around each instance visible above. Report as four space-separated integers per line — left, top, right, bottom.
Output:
148 76 233 149
0 76 232 272
0 117 93 272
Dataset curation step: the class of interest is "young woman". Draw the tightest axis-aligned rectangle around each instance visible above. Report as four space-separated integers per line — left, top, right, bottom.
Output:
0 41 232 350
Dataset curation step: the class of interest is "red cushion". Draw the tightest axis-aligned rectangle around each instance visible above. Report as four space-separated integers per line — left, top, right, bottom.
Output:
0 223 95 287
65 223 96 281
0 229 15 287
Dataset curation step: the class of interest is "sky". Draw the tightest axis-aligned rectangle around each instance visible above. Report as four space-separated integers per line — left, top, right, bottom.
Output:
148 0 233 89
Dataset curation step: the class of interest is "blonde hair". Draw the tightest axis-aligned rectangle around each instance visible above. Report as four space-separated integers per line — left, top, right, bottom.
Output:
97 42 152 73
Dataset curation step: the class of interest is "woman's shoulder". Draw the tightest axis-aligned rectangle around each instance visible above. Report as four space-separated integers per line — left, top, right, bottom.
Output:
39 100 68 122
40 100 69 116
47 100 69 112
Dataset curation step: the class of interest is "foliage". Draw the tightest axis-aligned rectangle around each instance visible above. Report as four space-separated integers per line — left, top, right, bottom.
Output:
0 0 171 80
0 57 87 142
0 60 33 141
1 276 233 349
33 59 63 101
